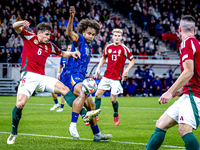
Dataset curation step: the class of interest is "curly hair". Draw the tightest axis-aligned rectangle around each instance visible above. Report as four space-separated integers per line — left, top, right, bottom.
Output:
77 18 100 35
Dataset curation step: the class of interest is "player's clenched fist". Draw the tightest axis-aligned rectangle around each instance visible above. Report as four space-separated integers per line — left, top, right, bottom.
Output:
69 6 76 17
23 20 30 28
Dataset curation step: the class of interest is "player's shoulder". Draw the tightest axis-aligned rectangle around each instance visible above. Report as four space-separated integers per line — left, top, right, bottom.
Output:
181 36 199 49
104 43 114 50
120 44 130 51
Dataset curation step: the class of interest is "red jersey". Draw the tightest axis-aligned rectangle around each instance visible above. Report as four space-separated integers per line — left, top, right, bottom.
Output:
20 28 62 75
103 43 134 80
179 36 200 98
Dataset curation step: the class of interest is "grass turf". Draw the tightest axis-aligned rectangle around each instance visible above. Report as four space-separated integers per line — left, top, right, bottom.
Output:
0 96 199 150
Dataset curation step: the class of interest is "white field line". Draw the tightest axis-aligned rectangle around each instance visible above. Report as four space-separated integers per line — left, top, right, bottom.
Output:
0 102 166 110
0 132 184 149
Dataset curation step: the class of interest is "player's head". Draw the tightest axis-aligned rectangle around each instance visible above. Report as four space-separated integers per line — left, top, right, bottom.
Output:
112 28 123 45
77 18 100 44
169 66 172 70
66 44 72 52
36 22 52 43
155 76 159 80
179 15 196 40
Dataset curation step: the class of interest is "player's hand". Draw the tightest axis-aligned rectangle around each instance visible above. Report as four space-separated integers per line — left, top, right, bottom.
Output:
23 20 30 28
158 91 172 104
72 51 81 59
56 75 60 80
69 6 76 18
122 70 128 81
171 89 183 99
94 68 100 78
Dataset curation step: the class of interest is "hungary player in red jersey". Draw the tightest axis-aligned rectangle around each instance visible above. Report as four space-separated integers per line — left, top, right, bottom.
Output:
146 15 200 150
7 20 80 144
94 28 135 126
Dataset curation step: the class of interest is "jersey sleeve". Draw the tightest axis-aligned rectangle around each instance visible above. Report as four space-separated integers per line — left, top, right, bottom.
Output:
60 58 63 67
103 45 108 58
124 46 134 61
73 34 84 49
50 42 62 55
20 28 36 40
181 39 195 62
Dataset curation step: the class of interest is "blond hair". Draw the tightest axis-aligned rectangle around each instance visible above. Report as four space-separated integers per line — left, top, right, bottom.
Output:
112 28 123 35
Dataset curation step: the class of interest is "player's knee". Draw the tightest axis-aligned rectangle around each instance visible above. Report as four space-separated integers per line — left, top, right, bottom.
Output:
178 124 192 137
16 102 25 109
60 85 69 95
156 119 165 130
95 92 101 99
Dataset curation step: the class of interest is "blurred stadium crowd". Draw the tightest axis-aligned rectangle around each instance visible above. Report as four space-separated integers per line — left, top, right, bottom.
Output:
0 0 200 96
0 0 199 64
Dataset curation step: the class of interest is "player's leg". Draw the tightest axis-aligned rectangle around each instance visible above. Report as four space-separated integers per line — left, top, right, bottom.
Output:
56 95 65 112
110 79 123 126
50 93 60 111
95 78 109 110
149 80 153 96
178 94 200 149
146 95 190 149
7 72 38 144
84 95 112 142
95 89 105 110
143 81 147 97
146 113 177 150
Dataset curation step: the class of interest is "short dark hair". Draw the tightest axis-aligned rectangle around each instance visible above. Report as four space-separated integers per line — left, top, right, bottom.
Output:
77 18 100 35
181 15 196 23
36 22 52 33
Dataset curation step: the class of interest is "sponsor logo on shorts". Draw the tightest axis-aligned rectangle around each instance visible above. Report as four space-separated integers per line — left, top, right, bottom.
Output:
180 116 184 121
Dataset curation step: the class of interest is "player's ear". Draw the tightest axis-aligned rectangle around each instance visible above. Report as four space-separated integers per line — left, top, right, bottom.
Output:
179 26 181 33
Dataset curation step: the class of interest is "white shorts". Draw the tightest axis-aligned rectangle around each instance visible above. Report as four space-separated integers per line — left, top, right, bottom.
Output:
98 77 123 95
17 71 58 98
165 94 200 129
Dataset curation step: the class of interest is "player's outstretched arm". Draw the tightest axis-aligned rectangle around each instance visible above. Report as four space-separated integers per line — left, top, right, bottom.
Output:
94 56 106 78
122 58 135 81
60 51 81 59
66 6 78 42
13 20 30 34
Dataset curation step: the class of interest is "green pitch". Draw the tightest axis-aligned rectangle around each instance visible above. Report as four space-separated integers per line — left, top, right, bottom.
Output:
0 96 199 150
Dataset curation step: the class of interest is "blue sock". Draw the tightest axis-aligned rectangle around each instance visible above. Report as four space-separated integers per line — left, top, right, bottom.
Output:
150 88 152 94
54 99 58 104
144 88 147 94
60 104 64 108
90 125 100 135
71 112 79 123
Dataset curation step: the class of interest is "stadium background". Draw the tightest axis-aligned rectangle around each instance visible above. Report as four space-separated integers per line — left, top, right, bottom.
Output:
0 0 200 149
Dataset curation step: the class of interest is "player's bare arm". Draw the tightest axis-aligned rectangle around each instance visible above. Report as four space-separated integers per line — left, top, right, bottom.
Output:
13 20 30 34
56 65 62 80
122 58 135 81
159 59 194 104
59 51 81 59
66 6 78 42
94 56 106 78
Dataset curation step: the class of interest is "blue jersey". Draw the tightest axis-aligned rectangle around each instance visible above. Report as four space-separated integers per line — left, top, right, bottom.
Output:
153 79 162 87
146 68 154 79
134 70 143 79
67 34 92 77
60 57 71 76
166 69 173 80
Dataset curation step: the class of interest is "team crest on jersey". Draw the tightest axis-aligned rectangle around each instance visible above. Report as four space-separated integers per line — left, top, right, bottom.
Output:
45 45 48 51
118 50 121 55
108 49 112 53
34 39 38 45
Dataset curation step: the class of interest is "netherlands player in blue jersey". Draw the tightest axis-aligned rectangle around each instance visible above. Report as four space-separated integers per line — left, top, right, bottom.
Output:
166 66 173 89
153 76 162 96
143 64 155 97
63 6 112 141
50 44 72 112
